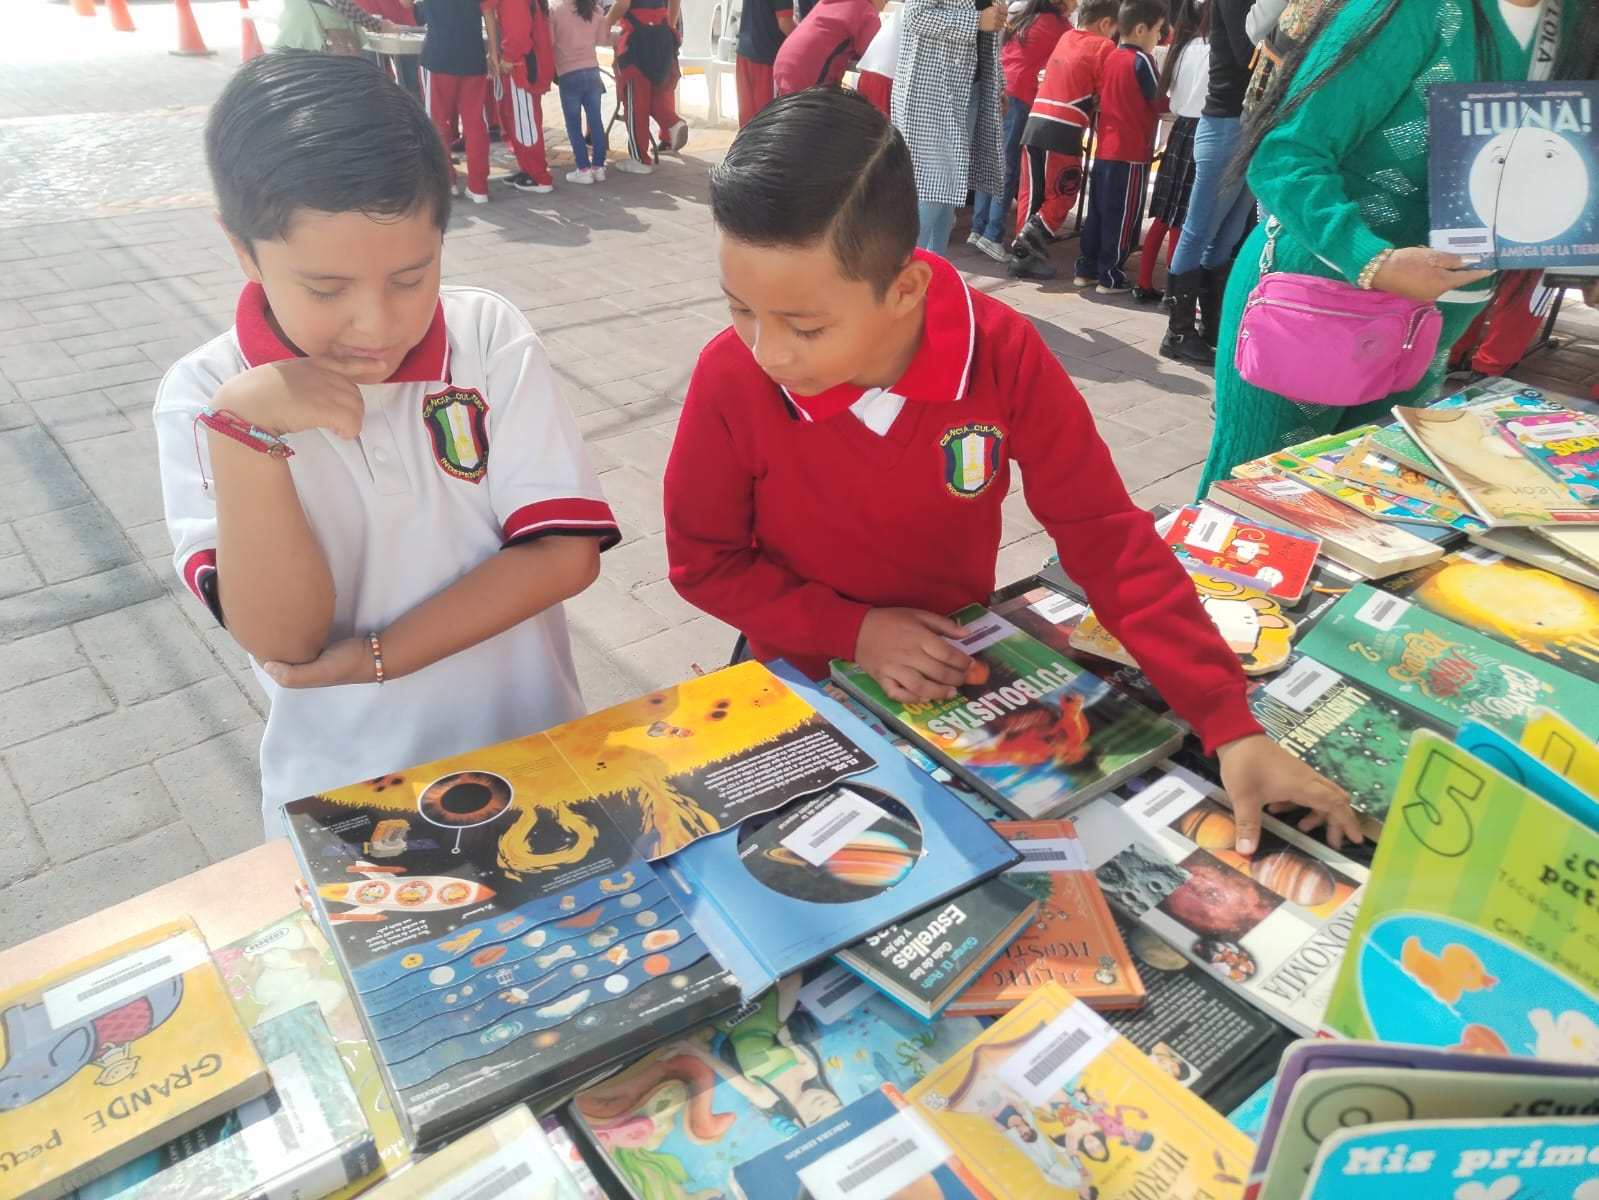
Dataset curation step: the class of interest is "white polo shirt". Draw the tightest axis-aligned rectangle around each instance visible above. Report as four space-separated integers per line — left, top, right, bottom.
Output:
154 284 620 838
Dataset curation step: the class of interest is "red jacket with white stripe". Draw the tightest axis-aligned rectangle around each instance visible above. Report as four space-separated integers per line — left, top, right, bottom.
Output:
1022 27 1114 154
492 0 556 93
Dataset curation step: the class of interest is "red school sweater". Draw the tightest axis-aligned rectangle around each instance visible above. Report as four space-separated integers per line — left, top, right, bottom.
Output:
662 252 1261 755
1095 43 1160 163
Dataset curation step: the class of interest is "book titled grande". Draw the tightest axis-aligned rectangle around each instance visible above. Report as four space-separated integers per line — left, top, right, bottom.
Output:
832 606 1185 819
1428 81 1599 268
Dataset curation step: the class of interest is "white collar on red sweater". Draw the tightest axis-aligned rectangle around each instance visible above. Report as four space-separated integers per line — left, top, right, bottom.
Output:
781 249 977 422
234 281 451 383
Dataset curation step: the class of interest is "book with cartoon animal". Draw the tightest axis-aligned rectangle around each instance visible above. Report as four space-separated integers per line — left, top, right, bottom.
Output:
69 1003 376 1200
211 911 409 1189
831 605 1186 820
732 1084 995 1200
904 983 1253 1200
1232 445 1488 533
0 919 269 1200
1154 504 1322 602
947 820 1146 1016
1071 761 1370 1038
1466 525 1599 590
567 963 986 1200
1321 730 1599 1073
1296 583 1599 739
1331 436 1479 509
1068 572 1297 676
361 1104 589 1200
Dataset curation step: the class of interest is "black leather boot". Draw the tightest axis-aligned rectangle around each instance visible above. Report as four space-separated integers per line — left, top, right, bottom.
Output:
1160 269 1216 367
1197 264 1230 348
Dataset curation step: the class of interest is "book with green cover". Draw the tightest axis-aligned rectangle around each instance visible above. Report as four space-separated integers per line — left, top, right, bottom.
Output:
831 605 1186 819
1321 729 1599 1064
1295 583 1599 739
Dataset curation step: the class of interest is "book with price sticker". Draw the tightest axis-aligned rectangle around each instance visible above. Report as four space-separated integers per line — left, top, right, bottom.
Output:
1207 476 1443 579
361 1105 588 1200
1467 525 1599 590
1246 652 1449 835
831 605 1185 820
948 820 1146 1016
1296 583 1599 739
1322 730 1599 1066
833 877 1039 1019
0 919 270 1200
1365 377 1572 478
731 1084 995 1200
1156 504 1321 602
1070 761 1369 1037
1496 407 1599 503
568 962 986 1200
905 983 1254 1200
1331 436 1480 510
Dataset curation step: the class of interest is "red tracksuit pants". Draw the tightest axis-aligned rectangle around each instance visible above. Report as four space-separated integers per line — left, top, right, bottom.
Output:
617 62 681 165
1017 143 1084 239
423 69 490 196
495 70 553 185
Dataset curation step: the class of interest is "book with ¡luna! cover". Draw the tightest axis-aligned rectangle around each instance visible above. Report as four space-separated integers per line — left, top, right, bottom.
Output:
831 605 1186 820
1156 504 1321 602
1295 583 1599 739
731 1084 995 1200
1320 729 1599 1067
1497 407 1599 503
1521 705 1599 798
947 820 1146 1016
70 1003 377 1200
361 1104 589 1200
0 919 270 1200
1427 80 1599 268
567 963 986 1200
1305 1117 1599 1199
211 911 409 1190
1072 761 1370 1038
904 983 1253 1200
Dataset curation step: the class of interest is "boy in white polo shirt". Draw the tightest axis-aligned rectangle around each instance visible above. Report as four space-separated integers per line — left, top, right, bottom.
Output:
154 54 619 838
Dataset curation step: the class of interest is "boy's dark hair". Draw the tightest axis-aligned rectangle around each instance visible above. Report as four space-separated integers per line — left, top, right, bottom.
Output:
1117 0 1165 34
206 53 452 248
709 87 915 298
1077 0 1119 27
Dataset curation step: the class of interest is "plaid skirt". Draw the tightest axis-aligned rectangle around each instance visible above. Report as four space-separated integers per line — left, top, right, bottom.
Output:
1149 116 1199 228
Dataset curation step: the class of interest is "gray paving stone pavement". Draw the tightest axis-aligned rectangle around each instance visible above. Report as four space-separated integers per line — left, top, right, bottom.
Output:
2 0 1597 949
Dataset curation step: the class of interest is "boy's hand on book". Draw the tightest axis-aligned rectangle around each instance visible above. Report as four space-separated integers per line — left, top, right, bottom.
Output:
1371 247 1493 303
1215 734 1363 855
262 635 372 688
856 608 974 703
215 360 366 440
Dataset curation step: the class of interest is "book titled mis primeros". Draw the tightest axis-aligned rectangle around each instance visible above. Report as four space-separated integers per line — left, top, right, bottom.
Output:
831 606 1184 819
0 920 270 1200
1296 583 1599 739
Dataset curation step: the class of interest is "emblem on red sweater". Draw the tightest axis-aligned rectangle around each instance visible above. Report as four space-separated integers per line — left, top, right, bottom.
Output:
940 422 1005 497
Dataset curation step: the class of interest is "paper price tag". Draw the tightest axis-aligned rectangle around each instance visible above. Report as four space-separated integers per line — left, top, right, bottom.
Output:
1354 591 1410 632
1006 837 1089 874
1263 657 1341 713
1459 545 1504 565
1029 594 1086 625
44 932 208 1029
1259 479 1311 498
798 1109 954 1200
944 612 1020 656
781 790 885 867
1184 505 1237 553
997 1004 1117 1105
1120 773 1206 832
237 1053 341 1193
1517 417 1599 442
797 964 875 1024
425 1131 548 1200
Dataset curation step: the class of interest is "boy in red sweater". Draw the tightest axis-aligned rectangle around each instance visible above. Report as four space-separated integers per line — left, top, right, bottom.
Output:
662 87 1360 857
1071 0 1162 293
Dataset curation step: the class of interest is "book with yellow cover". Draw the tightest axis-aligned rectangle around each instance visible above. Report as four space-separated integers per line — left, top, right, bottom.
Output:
1520 705 1599 797
0 919 270 1200
1069 573 1296 676
906 983 1251 1200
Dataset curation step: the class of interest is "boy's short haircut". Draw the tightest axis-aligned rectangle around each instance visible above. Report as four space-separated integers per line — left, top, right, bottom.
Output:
708 87 916 298
1077 0 1119 26
1117 0 1166 33
206 53 453 248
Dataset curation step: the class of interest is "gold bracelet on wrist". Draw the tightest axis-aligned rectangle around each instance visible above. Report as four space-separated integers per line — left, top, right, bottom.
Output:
1357 248 1395 290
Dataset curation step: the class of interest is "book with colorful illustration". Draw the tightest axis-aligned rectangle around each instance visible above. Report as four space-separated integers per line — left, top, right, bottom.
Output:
568 964 986 1200
1206 476 1443 578
832 605 1186 820
1071 761 1370 1037
362 1105 589 1200
1296 583 1599 739
1496 406 1599 503
1233 446 1487 532
904 983 1253 1200
947 820 1145 1016
1155 504 1322 601
0 919 270 1200
834 878 1039 1019
732 1084 995 1200
1365 377 1568 478
1331 436 1478 509
1321 730 1599 1067
1467 525 1599 589
70 1003 377 1200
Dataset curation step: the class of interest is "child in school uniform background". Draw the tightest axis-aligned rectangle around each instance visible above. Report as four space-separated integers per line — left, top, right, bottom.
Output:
490 0 559 193
421 0 496 203
736 0 795 125
773 0 884 95
609 0 689 172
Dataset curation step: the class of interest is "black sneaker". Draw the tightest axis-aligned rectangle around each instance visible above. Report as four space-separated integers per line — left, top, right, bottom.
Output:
1008 254 1057 281
1131 286 1164 305
450 136 465 153
507 172 555 194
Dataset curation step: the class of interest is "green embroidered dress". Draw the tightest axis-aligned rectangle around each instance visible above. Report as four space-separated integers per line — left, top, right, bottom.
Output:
1197 0 1578 494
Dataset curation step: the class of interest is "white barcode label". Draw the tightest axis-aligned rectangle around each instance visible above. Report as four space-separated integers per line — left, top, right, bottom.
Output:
1029 593 1086 625
238 1053 342 1196
43 933 209 1029
1318 558 1361 582
943 612 1019 656
1006 837 1089 874
1263 657 1341 713
430 1133 546 1200
997 1004 1117 1104
797 964 874 1023
1513 417 1599 443
797 1108 953 1200
1459 545 1504 565
1433 227 1491 254
1120 773 1205 832
1184 505 1236 553
781 791 885 867
1354 591 1410 632
1259 479 1311 498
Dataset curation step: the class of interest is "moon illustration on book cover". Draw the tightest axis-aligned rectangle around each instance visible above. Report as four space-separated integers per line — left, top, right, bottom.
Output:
1468 128 1590 245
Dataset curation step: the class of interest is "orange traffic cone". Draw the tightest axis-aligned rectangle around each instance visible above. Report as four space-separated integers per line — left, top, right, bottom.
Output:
170 0 218 55
240 0 265 59
107 0 136 32
71 0 95 16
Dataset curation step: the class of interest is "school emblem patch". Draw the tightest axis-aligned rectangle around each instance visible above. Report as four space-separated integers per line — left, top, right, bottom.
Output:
423 387 490 483
940 422 1005 497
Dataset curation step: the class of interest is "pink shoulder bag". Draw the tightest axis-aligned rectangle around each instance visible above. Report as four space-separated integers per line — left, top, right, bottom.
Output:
1234 218 1443 408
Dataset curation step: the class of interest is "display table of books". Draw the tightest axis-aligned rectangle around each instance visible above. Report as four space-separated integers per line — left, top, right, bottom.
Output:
5 376 1599 1200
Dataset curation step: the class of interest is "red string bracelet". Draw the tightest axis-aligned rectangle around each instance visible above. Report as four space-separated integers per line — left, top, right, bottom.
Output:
192 408 294 490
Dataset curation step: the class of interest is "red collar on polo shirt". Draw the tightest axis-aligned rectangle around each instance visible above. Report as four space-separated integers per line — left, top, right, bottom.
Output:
780 250 978 423
233 281 451 383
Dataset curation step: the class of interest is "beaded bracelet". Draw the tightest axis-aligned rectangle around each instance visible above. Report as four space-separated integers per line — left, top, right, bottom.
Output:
369 632 385 684
1356 247 1395 291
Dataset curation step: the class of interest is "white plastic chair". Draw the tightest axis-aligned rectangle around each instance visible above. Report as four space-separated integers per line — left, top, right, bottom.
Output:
679 0 736 125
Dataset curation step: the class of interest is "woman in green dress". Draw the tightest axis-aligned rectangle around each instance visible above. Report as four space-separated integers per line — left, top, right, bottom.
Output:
1197 0 1599 495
